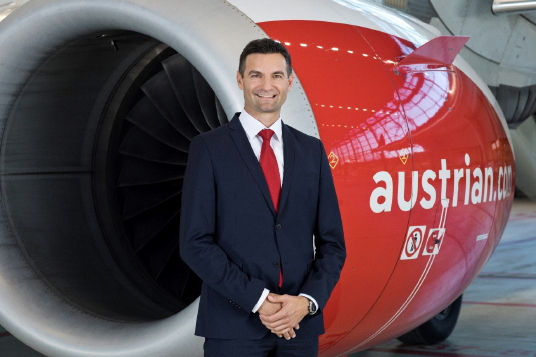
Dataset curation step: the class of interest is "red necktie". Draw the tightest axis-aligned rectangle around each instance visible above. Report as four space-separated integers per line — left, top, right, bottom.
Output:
258 129 283 287
258 129 281 213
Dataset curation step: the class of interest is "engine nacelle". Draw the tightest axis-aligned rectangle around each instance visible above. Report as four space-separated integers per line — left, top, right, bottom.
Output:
0 0 514 356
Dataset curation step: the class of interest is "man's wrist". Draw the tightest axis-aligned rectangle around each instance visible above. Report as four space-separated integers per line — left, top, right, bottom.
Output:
252 288 270 313
299 296 310 317
299 293 318 315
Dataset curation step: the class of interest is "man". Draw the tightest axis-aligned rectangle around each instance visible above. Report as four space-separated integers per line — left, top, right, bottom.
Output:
180 38 346 356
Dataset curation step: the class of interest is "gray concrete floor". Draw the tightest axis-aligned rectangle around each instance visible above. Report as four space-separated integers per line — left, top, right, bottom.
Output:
0 330 45 357
1 199 535 356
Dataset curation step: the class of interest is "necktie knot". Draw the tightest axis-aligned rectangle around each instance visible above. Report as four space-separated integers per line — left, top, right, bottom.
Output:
258 129 275 142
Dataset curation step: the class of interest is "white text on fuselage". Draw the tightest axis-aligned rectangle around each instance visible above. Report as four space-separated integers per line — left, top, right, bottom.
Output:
370 154 513 213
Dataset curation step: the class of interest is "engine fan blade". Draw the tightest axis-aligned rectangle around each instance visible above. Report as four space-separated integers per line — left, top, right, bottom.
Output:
192 67 221 130
117 156 185 186
141 70 200 140
215 97 229 125
162 54 212 133
118 125 188 165
126 98 191 152
124 197 180 252
122 182 182 220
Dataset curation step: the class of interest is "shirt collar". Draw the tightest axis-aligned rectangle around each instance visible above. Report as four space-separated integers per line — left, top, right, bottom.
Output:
239 110 282 142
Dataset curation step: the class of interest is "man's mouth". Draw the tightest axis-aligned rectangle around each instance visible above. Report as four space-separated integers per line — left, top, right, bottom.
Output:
256 94 276 99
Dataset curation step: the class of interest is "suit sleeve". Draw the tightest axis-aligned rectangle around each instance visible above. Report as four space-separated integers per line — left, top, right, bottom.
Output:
179 135 266 311
299 141 346 311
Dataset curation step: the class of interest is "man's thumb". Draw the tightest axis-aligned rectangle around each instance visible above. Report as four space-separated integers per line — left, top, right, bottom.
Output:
267 294 281 302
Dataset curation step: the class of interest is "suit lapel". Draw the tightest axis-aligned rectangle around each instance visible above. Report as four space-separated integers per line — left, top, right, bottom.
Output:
228 114 276 216
278 123 295 215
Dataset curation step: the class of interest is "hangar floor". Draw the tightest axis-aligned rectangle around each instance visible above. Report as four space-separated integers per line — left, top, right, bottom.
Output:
0 198 535 357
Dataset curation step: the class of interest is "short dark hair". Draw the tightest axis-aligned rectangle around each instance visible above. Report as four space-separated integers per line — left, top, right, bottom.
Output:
238 38 293 77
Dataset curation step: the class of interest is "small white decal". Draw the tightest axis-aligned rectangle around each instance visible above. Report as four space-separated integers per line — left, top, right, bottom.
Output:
400 226 426 260
422 228 446 256
476 233 489 241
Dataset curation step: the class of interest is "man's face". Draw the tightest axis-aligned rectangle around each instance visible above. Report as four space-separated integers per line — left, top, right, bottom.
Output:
237 53 293 118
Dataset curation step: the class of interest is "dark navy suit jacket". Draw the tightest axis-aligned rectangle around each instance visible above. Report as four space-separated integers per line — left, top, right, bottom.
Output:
179 113 346 339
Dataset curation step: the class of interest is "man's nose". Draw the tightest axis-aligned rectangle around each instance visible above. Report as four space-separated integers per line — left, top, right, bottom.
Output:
260 77 274 90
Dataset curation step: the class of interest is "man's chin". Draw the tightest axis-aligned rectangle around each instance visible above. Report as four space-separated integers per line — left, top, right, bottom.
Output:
254 105 281 114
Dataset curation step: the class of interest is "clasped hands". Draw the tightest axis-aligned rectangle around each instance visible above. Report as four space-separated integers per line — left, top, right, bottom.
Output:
257 293 309 340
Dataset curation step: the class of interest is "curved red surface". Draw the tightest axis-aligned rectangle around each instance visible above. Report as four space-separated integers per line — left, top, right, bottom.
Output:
259 20 515 356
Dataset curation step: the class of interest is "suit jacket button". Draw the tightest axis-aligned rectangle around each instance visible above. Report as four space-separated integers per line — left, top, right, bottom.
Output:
275 224 282 230
273 262 281 268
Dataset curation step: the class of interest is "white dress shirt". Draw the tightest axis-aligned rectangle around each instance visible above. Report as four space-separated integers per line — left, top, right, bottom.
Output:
238 111 318 315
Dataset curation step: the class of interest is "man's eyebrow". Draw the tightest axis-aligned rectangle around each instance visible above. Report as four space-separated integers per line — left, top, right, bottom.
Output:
246 70 286 76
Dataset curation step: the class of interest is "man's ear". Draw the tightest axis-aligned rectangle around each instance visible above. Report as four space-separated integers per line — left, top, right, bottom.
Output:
287 73 294 92
236 71 244 90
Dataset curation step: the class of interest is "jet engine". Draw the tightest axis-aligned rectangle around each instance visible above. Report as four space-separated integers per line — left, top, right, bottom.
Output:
0 0 515 356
